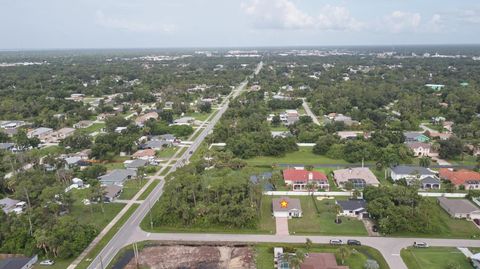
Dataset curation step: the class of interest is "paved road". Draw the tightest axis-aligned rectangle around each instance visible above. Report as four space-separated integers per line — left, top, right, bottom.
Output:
85 62 262 269
301 98 321 126
125 230 480 269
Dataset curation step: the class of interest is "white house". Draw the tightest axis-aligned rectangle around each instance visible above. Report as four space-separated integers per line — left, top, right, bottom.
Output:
406 142 431 157
336 199 369 220
272 197 302 218
390 166 436 181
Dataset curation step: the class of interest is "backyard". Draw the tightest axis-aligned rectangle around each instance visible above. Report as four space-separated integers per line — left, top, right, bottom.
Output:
246 147 349 167
118 179 148 200
288 196 368 236
401 247 472 269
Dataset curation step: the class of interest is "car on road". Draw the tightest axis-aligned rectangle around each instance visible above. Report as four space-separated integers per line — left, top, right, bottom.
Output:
189 150 193 154
347 239 361 246
413 242 429 248
329 239 343 245
39 260 55 265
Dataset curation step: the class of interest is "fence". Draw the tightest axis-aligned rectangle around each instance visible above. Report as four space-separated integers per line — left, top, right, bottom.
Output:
263 191 352 196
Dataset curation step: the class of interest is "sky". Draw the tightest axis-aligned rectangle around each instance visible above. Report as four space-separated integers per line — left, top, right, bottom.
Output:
1 0 480 49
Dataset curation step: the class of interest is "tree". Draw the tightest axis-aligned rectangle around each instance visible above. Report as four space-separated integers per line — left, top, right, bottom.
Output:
305 238 313 252
334 204 342 223
312 135 338 155
439 137 463 159
198 102 212 113
419 156 431 167
337 246 351 265
271 115 281 127
60 133 92 150
287 250 306 269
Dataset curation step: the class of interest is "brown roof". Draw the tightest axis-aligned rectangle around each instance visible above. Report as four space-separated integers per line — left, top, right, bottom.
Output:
132 149 156 158
301 253 349 269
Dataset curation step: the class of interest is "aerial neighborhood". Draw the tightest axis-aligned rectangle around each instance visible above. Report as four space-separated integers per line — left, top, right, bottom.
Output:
1 46 480 269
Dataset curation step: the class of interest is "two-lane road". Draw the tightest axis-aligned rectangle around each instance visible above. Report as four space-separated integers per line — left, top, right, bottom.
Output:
85 63 261 269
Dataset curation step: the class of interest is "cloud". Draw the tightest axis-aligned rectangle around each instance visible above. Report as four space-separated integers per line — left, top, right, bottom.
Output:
382 11 421 33
95 10 175 33
461 9 480 24
241 0 363 31
425 14 443 33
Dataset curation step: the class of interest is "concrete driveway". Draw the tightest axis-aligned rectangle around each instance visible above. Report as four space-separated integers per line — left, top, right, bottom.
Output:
275 217 289 236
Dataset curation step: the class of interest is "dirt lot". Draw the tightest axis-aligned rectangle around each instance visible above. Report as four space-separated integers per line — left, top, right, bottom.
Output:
124 245 255 269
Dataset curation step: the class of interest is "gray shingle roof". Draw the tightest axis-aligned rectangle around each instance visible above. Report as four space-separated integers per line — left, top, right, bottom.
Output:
421 176 440 184
391 166 436 176
0 257 34 269
99 169 136 185
272 197 302 212
438 197 479 214
337 199 367 211
125 159 148 169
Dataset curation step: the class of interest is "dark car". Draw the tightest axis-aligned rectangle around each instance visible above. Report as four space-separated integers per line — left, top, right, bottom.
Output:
347 239 361 246
474 219 480 226
372 225 379 232
189 150 193 154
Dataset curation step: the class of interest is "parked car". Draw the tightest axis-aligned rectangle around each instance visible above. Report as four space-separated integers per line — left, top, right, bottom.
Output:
474 219 480 226
347 239 361 246
329 239 343 245
39 260 55 265
372 225 378 232
413 242 429 248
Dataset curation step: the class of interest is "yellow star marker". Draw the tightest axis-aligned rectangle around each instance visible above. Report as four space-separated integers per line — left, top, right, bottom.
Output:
280 200 288 208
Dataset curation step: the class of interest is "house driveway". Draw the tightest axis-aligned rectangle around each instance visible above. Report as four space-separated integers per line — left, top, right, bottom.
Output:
275 217 289 236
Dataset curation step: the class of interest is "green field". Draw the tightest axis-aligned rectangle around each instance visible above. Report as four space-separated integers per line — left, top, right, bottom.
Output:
141 195 275 234
184 112 211 121
156 147 178 158
80 122 106 134
401 247 472 269
118 179 147 200
288 196 368 236
246 147 348 166
256 243 389 269
138 179 160 200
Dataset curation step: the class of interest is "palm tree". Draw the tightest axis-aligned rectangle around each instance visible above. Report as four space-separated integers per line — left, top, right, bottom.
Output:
337 246 351 265
287 250 306 269
334 204 342 224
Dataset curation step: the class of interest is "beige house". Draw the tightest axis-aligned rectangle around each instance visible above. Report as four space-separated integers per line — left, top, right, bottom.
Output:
333 167 380 188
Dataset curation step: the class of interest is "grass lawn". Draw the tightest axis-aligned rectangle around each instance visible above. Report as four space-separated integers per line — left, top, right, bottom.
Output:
184 112 211 122
141 195 275 234
138 180 160 200
118 179 147 200
289 196 368 236
401 247 472 269
256 243 389 269
75 204 140 269
79 123 106 134
270 125 289 131
156 147 178 158
391 199 480 239
246 147 348 166
448 155 478 166
28 145 65 159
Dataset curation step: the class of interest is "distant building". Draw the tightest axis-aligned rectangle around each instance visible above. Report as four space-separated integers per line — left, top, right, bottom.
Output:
74 120 94 129
439 168 480 189
135 112 159 127
27 127 53 142
404 132 430 143
103 185 123 202
272 197 302 218
425 84 445 90
406 142 431 157
0 198 25 214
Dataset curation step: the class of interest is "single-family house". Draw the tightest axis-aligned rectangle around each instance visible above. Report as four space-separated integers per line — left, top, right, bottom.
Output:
283 169 329 191
326 113 358 126
336 131 369 140
0 255 38 269
98 169 136 186
425 84 445 90
152 134 176 143
163 101 174 110
74 120 94 129
103 185 123 202
172 117 195 126
404 132 430 143
437 197 480 220
132 149 156 159
124 159 148 170
391 165 436 181
272 197 302 218
406 142 432 157
141 140 171 150
135 112 159 127
27 127 53 142
0 198 25 214
52 127 75 140
428 132 452 141
336 199 369 219
333 167 379 188
439 168 480 189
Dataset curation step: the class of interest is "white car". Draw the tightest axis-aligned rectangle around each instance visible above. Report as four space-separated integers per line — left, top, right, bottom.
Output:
39 260 55 265
329 239 343 245
413 242 429 248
